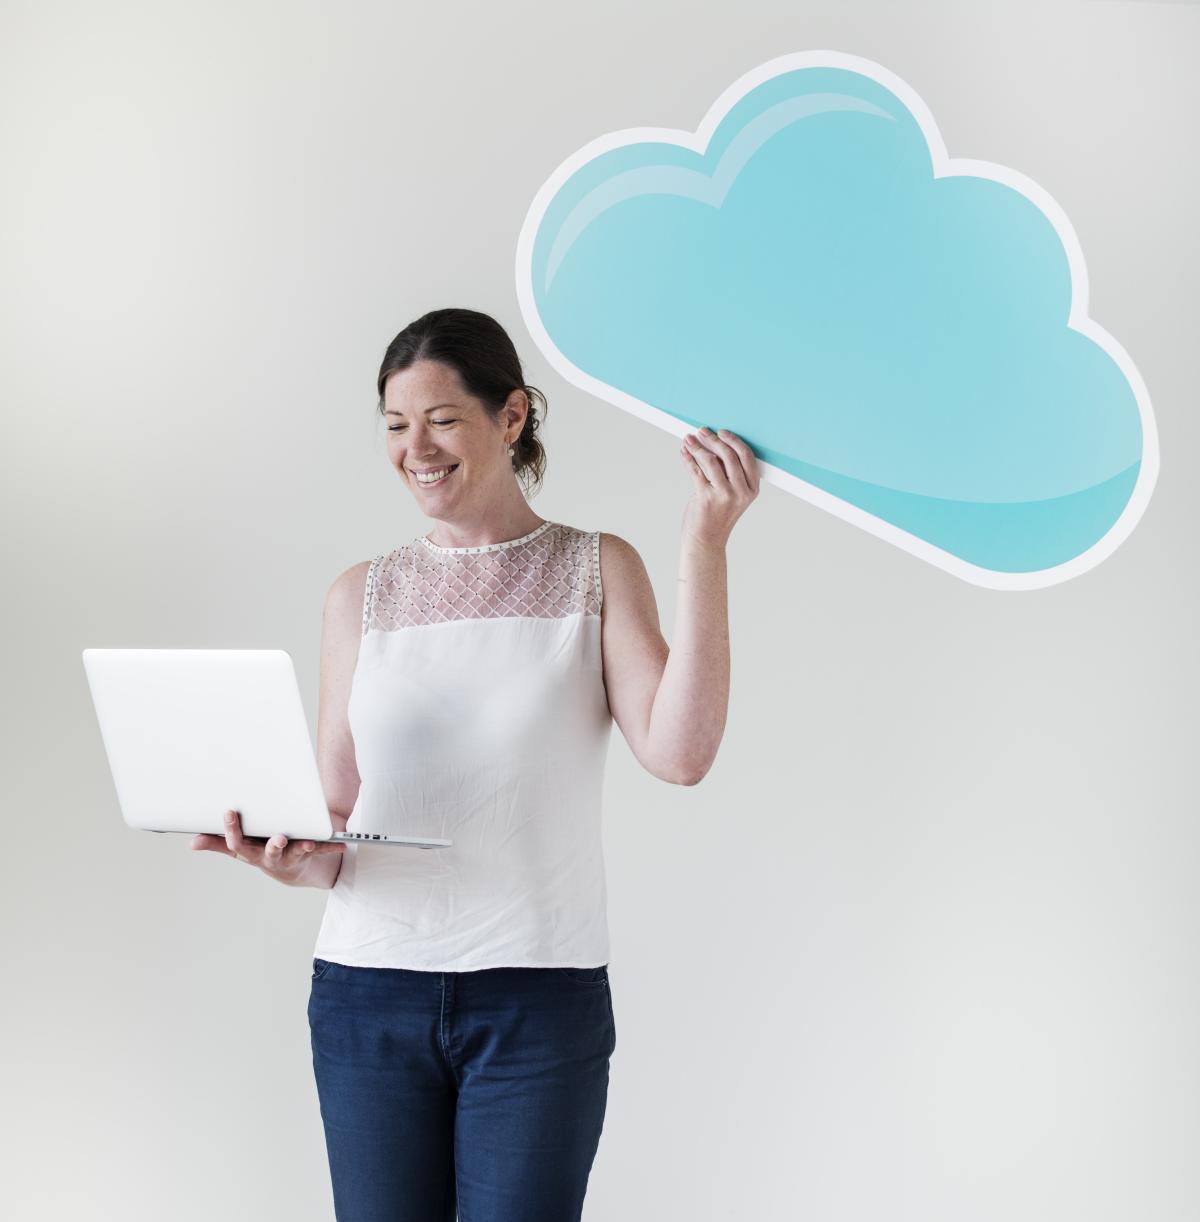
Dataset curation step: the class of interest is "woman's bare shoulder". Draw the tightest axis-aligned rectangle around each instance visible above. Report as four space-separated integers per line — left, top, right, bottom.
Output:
597 532 648 572
324 559 375 632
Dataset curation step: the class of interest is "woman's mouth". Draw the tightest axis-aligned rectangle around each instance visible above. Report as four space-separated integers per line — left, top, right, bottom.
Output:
411 464 459 486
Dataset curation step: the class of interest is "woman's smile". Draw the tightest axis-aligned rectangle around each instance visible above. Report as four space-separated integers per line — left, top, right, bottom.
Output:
411 464 460 486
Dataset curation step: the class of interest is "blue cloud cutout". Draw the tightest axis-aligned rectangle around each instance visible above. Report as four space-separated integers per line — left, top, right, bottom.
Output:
516 50 1158 590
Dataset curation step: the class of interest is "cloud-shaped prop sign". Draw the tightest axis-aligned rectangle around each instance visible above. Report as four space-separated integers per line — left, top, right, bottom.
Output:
515 50 1158 590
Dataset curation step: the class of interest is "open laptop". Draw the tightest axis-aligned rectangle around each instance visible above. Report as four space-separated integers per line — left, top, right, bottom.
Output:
81 648 452 850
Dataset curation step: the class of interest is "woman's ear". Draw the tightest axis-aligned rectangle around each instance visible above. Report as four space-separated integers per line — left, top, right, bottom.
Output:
507 388 530 433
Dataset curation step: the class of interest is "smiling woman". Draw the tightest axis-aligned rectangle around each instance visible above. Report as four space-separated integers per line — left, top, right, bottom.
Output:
376 309 551 551
192 304 758 1222
303 307 626 1221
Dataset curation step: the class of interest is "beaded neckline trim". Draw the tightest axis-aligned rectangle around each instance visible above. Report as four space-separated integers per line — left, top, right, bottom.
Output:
417 519 554 555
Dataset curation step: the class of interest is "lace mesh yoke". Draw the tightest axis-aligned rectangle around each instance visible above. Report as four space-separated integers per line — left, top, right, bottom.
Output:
363 520 603 634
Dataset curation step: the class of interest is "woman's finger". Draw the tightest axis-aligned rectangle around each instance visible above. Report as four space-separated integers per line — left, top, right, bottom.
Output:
681 444 709 491
696 428 751 495
224 809 242 855
224 811 270 864
191 833 235 857
284 840 317 869
687 432 729 483
263 835 289 869
683 435 725 485
716 429 760 492
206 811 330 871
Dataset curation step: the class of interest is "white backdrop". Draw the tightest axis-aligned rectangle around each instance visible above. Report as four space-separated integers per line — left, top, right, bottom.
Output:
3 1 1197 1219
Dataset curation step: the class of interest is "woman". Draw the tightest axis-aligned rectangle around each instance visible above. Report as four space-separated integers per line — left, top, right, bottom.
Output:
192 307 759 1221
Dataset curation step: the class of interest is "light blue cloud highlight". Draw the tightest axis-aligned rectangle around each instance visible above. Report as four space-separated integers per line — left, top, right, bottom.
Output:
520 60 1150 581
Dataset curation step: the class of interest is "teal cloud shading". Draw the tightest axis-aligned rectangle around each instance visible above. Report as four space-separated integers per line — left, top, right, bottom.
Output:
516 51 1158 589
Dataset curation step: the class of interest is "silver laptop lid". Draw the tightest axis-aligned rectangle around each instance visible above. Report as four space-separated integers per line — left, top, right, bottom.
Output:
81 648 451 848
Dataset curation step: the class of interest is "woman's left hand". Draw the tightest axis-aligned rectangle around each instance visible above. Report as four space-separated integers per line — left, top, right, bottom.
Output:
680 427 761 549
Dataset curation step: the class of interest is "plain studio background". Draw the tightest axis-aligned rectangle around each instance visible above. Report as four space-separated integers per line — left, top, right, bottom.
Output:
2 1 1197 1219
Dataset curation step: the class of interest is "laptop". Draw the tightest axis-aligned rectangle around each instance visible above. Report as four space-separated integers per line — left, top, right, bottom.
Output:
81 647 452 850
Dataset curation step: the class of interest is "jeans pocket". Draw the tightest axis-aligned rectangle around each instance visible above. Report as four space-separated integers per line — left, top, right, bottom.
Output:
555 965 608 986
312 957 335 980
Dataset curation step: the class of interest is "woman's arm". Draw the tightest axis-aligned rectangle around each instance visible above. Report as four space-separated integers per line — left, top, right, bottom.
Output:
649 535 730 785
599 426 759 785
304 560 371 888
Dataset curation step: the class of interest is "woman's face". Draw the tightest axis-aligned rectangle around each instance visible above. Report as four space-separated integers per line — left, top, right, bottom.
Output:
383 360 522 515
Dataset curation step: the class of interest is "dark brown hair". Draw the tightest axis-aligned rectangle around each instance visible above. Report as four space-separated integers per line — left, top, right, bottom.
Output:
375 308 549 498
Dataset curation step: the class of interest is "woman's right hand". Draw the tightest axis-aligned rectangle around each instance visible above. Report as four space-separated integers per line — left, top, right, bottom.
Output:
190 809 345 888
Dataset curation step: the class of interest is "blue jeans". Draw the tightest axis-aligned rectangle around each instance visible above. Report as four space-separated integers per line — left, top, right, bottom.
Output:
308 959 617 1222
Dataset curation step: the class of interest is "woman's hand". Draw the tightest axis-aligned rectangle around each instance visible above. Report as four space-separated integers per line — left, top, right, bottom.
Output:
191 809 345 888
680 427 761 549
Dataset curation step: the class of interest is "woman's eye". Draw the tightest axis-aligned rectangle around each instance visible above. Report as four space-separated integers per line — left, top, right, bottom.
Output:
387 420 456 432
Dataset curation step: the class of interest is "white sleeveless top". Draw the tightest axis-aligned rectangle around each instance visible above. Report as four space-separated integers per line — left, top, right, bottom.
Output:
313 520 614 972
